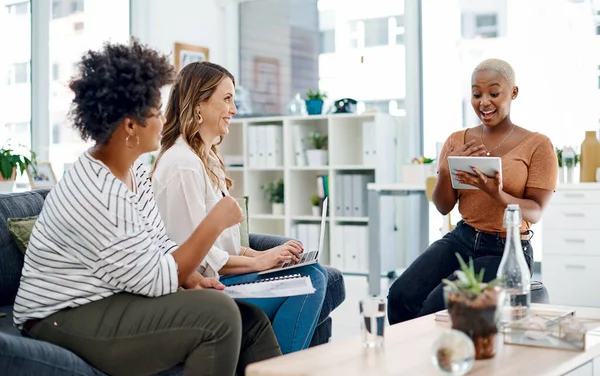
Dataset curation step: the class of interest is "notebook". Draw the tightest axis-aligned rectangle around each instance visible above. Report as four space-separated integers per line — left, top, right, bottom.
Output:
258 197 328 275
223 274 315 299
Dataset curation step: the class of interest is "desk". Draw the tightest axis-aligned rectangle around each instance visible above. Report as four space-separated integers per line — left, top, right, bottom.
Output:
247 304 600 376
366 183 427 296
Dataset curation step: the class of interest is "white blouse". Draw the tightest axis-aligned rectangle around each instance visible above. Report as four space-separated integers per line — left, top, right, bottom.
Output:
152 136 240 278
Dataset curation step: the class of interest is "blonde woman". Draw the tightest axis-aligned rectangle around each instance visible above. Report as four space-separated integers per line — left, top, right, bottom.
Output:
151 62 327 354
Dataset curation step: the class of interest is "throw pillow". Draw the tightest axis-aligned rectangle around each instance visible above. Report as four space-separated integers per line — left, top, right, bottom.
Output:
235 196 250 247
7 216 38 254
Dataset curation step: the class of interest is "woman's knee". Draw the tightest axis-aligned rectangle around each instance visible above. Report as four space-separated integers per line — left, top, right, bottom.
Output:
307 264 327 288
176 290 242 329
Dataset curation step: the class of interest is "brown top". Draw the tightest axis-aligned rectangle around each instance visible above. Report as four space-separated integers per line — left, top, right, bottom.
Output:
438 129 558 233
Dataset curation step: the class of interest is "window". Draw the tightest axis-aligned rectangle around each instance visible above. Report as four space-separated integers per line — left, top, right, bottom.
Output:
6 1 29 15
363 17 389 47
52 63 60 81
7 62 29 85
462 12 499 39
49 0 130 177
394 16 404 45
71 0 84 13
320 30 335 54
596 23 600 35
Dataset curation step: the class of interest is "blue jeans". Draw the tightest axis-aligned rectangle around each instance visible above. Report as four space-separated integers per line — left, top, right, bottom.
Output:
387 220 533 325
220 263 327 354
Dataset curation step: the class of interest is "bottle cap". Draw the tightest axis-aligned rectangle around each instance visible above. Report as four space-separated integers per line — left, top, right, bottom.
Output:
507 204 520 211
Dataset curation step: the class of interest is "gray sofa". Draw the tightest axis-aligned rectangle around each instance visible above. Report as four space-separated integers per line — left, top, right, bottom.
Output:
0 189 346 375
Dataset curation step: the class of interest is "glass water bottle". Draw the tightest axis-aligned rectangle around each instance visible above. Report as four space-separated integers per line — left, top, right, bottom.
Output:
497 204 531 323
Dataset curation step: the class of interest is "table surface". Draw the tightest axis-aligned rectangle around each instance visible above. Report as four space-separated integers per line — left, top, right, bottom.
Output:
246 304 600 376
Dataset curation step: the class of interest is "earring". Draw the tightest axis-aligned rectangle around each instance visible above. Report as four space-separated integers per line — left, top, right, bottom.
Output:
126 135 140 149
197 113 203 124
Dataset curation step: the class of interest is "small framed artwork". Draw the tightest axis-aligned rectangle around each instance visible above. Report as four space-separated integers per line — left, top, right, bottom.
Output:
174 42 210 72
26 162 57 189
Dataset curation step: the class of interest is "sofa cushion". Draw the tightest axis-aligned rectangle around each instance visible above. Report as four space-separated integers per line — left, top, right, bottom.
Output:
7 216 37 254
0 191 46 305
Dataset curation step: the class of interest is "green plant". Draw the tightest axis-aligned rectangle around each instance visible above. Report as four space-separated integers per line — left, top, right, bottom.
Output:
306 88 328 100
442 253 503 299
262 178 284 204
556 147 579 168
307 131 328 150
411 156 435 165
0 142 36 180
310 194 320 206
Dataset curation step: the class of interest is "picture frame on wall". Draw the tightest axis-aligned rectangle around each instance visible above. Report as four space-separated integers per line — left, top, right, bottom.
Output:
174 42 210 72
253 56 281 114
26 162 57 189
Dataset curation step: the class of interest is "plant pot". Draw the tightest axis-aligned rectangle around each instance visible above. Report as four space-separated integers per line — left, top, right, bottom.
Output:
445 286 504 360
272 202 284 215
306 149 328 166
305 99 324 115
311 206 321 216
402 164 435 184
0 167 16 194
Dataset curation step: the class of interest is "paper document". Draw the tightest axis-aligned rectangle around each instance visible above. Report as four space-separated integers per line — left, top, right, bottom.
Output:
223 274 315 299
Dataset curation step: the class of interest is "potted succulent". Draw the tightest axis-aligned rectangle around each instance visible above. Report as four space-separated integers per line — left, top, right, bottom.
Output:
306 131 328 166
442 253 504 360
0 142 36 193
310 194 321 216
262 178 284 215
305 88 328 115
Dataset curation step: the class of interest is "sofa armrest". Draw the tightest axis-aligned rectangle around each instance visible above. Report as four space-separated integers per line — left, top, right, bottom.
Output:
249 233 293 252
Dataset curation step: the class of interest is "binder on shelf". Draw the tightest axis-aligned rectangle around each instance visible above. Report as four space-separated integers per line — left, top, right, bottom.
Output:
342 174 353 216
265 125 283 168
248 126 258 167
292 124 309 167
362 121 377 166
335 175 344 216
224 274 315 298
351 174 371 217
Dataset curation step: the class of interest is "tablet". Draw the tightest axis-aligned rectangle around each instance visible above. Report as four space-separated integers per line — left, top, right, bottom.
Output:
447 156 502 190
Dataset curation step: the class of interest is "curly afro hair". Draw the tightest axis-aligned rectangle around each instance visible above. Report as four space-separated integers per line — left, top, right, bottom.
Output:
69 38 175 145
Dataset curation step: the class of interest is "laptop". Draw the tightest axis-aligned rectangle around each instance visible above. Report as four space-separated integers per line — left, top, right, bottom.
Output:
258 197 328 275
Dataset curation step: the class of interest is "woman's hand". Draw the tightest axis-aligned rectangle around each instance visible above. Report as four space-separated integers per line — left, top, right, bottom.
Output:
207 196 245 231
182 271 225 290
256 240 304 271
455 167 503 197
447 139 488 158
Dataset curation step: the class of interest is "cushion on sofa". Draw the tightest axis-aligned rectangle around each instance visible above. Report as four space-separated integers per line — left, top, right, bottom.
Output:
7 216 37 254
0 191 46 305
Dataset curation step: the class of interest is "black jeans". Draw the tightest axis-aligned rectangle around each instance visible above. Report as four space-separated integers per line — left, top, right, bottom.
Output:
387 220 533 325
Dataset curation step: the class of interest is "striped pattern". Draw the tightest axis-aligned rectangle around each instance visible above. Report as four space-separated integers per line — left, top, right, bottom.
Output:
13 152 179 328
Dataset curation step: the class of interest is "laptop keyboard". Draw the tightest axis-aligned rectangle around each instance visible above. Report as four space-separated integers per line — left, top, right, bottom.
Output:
280 250 318 268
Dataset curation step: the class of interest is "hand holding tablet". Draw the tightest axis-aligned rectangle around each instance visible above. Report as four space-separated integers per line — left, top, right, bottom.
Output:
448 156 502 190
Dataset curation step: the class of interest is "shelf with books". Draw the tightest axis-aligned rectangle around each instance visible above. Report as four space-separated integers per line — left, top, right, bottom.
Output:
215 113 410 274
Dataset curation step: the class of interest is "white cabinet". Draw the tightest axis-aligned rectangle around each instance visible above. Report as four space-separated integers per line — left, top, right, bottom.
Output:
219 114 404 274
542 183 600 307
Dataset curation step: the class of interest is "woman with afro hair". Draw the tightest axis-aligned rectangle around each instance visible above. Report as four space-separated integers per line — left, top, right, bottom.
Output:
13 39 281 376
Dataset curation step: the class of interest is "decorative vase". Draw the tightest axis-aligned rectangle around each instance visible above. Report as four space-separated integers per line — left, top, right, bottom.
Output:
444 286 504 360
580 131 599 182
306 149 328 166
272 202 284 215
558 167 565 184
305 99 324 115
311 206 320 216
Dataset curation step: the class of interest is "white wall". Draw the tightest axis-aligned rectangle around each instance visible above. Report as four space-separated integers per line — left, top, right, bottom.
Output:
130 0 239 77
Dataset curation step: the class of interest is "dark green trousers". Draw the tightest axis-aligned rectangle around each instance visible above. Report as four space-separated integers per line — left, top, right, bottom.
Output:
28 289 281 376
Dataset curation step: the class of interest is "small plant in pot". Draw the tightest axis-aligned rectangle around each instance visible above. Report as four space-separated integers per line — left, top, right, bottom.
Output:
305 131 328 166
305 88 327 115
442 253 504 360
262 178 284 215
310 194 321 216
0 142 36 193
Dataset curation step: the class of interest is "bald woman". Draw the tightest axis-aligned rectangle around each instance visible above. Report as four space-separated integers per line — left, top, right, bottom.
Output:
387 58 558 324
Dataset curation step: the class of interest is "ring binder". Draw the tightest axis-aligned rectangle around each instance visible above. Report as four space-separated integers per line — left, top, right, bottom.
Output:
227 274 303 287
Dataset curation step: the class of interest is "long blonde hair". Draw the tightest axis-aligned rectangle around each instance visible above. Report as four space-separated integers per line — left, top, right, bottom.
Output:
153 61 234 190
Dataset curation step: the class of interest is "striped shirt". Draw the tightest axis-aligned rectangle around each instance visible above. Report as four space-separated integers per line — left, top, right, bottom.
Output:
13 152 179 328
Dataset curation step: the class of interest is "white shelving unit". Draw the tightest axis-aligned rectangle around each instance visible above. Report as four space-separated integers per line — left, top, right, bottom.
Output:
219 113 405 273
